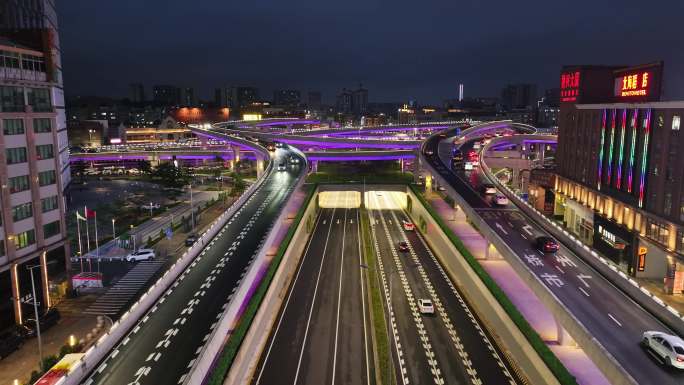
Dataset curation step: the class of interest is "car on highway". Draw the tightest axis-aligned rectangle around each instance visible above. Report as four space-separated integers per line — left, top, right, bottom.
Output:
21 308 61 338
418 299 434 314
0 326 24 360
494 195 509 206
185 234 198 246
125 248 156 262
277 163 286 171
424 149 434 156
275 142 284 148
481 184 497 195
535 236 559 254
402 221 415 231
288 156 300 164
641 331 684 369
398 241 410 252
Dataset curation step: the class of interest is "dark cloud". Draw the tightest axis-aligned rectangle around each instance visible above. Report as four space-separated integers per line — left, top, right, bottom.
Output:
59 0 684 103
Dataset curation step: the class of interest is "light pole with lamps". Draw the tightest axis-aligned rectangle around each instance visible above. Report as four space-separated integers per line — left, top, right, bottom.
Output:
111 218 116 240
26 260 56 370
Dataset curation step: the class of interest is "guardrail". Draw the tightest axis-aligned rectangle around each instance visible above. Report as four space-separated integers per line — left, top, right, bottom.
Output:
49 144 273 385
183 153 308 385
480 136 684 337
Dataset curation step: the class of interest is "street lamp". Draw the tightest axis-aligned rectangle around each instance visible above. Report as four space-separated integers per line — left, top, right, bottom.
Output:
26 260 56 371
111 218 116 240
188 184 195 231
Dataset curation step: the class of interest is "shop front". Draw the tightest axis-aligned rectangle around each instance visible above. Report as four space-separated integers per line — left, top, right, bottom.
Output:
593 215 639 275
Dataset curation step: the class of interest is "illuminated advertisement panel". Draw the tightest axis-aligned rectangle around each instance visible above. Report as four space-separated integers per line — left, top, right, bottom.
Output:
613 62 663 102
560 71 581 102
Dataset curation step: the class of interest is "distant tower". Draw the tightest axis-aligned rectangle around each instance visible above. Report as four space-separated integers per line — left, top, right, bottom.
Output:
459 84 464 101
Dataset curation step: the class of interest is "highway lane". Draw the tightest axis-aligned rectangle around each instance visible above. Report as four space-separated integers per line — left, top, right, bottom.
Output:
425 134 684 384
367 192 520 385
254 191 372 385
84 148 305 385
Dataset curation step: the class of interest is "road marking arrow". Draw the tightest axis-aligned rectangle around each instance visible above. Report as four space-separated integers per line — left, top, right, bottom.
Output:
522 225 534 236
495 222 508 235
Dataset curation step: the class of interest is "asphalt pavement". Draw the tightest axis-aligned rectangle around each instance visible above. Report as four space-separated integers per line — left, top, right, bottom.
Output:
367 191 520 385
425 135 684 384
83 148 305 385
254 191 372 385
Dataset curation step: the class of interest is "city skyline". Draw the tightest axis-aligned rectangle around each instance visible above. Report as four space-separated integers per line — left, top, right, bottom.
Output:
59 0 684 103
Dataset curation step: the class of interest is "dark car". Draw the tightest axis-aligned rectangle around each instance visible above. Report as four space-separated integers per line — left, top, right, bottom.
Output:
0 326 24 360
535 236 559 254
185 234 198 246
398 241 410 252
22 308 60 338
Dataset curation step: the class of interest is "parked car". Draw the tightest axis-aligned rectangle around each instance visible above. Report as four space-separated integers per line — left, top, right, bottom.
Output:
481 184 497 195
277 163 286 171
125 248 156 262
0 326 24 360
418 299 435 314
21 308 61 338
535 236 559 254
398 241 410 252
185 234 198 246
642 331 684 369
140 202 161 210
402 221 415 231
494 195 509 206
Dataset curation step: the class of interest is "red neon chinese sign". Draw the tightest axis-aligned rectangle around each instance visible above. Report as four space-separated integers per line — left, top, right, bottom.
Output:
560 71 580 102
617 72 650 97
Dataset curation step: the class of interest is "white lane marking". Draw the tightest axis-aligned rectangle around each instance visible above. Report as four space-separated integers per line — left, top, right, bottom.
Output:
522 225 534 235
555 266 565 274
608 313 622 327
579 287 590 297
495 222 509 235
356 208 372 385
332 196 349 385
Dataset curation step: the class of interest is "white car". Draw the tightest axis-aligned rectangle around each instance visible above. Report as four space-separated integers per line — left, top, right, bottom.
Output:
494 195 509 206
141 203 160 210
125 249 155 262
418 299 434 315
642 331 684 369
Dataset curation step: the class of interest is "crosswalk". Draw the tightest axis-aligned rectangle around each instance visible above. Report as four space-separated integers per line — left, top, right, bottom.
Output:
84 260 166 316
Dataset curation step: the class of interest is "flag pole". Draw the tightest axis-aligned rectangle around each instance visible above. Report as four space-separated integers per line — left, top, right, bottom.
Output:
94 210 100 273
76 211 83 273
85 206 91 272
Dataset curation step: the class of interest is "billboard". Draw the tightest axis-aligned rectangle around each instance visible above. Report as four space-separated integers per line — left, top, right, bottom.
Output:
612 62 663 102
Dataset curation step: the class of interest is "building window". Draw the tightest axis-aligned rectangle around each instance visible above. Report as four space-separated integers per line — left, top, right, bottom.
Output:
15 229 35 249
0 86 24 112
20 54 45 72
43 220 60 238
8 175 29 193
0 240 4 257
664 192 673 216
674 116 681 131
38 170 56 186
26 88 51 112
41 196 58 213
3 119 24 135
11 202 32 222
646 218 670 246
5 147 27 164
33 118 51 133
0 50 20 69
36 144 53 160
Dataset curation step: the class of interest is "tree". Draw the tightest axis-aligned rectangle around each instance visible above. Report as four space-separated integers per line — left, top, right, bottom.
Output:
152 162 191 187
230 172 246 196
137 160 152 175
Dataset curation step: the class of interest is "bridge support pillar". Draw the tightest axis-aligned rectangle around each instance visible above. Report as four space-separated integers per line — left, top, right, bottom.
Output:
413 151 421 183
255 154 266 177
311 160 318 173
231 145 241 164
199 135 209 149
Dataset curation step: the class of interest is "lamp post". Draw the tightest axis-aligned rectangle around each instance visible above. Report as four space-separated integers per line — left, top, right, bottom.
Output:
189 184 194 231
26 260 55 371
111 218 116 240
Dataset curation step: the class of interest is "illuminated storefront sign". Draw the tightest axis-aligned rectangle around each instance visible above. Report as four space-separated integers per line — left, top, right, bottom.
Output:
560 71 580 102
616 72 650 97
637 246 647 272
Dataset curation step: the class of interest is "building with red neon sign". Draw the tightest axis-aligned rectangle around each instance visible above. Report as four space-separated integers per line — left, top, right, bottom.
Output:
554 61 684 290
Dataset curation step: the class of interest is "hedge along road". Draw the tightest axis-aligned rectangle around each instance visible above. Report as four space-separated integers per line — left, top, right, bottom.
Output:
83 148 305 385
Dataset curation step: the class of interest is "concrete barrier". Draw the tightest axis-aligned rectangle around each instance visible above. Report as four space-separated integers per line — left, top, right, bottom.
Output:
405 187 559 385
223 186 320 384
183 162 308 384
51 157 273 385
422 155 636 385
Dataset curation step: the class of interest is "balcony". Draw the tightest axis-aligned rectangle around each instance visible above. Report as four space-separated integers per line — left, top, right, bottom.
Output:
0 67 47 83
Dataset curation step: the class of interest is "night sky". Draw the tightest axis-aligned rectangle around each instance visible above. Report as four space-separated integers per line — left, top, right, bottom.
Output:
59 0 684 104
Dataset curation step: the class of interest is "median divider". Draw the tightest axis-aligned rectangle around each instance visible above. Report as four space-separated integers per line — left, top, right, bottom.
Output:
51 145 273 385
186 172 312 385
406 185 565 385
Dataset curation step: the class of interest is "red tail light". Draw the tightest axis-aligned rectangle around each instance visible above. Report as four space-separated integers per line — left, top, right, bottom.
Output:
677 356 684 362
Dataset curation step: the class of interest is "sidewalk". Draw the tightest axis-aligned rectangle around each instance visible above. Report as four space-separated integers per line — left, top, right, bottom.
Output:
424 191 610 385
0 197 236 385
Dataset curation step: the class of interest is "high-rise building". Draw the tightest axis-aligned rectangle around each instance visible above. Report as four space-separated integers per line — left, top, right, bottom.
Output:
307 91 322 110
0 0 70 329
152 85 181 106
273 89 300 107
180 87 196 107
336 88 353 115
129 83 145 103
500 83 537 111
352 85 368 116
